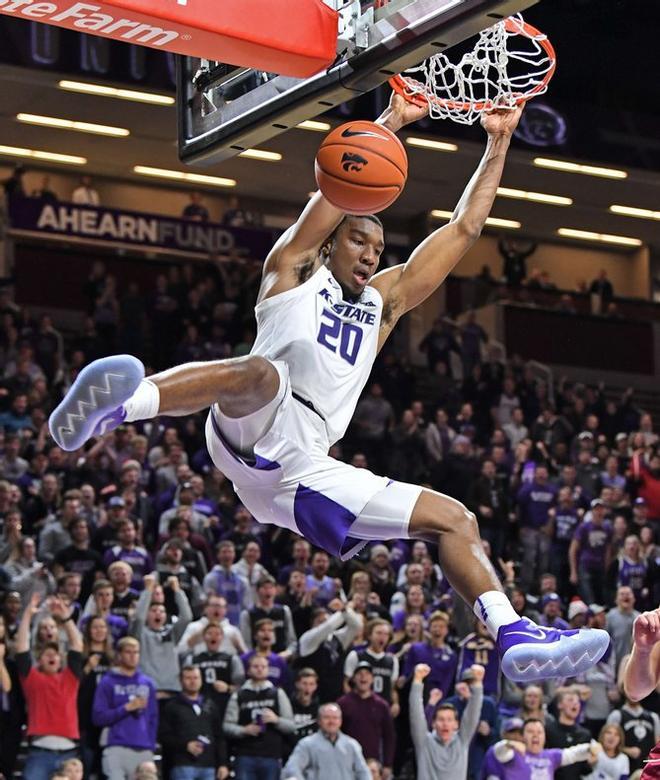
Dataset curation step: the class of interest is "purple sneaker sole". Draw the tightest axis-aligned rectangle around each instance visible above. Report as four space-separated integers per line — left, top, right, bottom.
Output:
499 621 610 682
49 355 144 451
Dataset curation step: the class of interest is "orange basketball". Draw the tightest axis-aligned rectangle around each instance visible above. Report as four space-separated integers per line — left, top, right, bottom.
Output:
315 120 408 215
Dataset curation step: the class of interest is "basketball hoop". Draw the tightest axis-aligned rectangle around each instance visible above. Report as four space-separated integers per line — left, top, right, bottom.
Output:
389 14 556 125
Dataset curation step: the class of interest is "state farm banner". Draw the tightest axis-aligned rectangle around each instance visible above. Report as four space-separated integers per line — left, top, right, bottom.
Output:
8 196 275 259
0 0 337 77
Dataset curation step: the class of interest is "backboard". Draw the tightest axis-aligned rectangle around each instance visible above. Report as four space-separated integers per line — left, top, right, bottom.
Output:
177 0 539 166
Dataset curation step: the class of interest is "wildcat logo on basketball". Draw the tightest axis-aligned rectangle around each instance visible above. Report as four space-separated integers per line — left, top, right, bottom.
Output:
0 0 180 46
341 152 368 173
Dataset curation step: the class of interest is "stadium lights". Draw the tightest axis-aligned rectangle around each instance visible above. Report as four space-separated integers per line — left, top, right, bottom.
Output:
609 204 660 221
238 149 282 161
0 144 86 165
297 120 331 132
133 165 236 188
405 137 458 152
431 210 521 229
58 80 175 106
557 228 642 247
533 157 627 179
17 113 129 138
497 186 572 206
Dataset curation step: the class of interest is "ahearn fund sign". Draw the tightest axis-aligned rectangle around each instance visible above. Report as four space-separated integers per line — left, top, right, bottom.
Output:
8 198 275 259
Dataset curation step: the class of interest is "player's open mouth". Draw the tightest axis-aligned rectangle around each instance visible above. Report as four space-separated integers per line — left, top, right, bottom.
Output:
353 269 369 286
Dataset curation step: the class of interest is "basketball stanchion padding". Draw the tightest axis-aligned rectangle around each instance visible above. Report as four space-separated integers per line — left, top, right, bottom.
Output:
0 0 338 78
315 121 408 216
390 14 556 125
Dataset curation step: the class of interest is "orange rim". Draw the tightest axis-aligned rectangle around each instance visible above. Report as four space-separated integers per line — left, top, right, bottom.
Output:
389 17 556 113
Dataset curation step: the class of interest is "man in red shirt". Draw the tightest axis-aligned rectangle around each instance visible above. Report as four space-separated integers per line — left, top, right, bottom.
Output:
16 592 83 780
632 451 660 523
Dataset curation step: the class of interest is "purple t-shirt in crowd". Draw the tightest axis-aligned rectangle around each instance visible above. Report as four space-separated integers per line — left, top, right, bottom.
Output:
482 744 507 780
103 545 153 590
304 574 337 607
553 508 580 543
79 613 128 646
403 641 457 695
539 615 570 631
499 747 563 780
616 557 648 604
573 521 612 568
457 633 500 697
392 609 430 632
240 650 291 691
517 482 558 528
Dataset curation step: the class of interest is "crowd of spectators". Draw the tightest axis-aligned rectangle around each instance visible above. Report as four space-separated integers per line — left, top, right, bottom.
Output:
0 248 658 780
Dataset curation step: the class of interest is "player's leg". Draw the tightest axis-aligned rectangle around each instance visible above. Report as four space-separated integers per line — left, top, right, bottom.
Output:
49 354 280 452
405 488 610 681
407 490 504 605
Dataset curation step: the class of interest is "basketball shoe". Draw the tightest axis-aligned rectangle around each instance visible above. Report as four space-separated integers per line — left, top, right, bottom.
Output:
497 617 610 682
49 355 144 451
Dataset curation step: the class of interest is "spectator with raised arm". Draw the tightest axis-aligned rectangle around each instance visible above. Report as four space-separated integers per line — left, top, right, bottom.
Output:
131 573 193 695
16 593 83 780
297 602 363 703
178 594 247 657
492 718 600 780
409 662 484 780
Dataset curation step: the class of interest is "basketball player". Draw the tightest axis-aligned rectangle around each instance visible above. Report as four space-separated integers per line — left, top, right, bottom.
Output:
623 607 660 779
49 93 609 683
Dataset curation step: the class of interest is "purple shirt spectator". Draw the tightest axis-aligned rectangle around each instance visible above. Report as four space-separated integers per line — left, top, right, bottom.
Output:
80 613 128 646
554 508 580 543
403 641 457 695
203 566 247 626
497 747 563 780
573 521 612 568
517 481 558 528
457 632 500 698
240 650 291 691
305 574 337 607
103 545 153 590
392 609 430 632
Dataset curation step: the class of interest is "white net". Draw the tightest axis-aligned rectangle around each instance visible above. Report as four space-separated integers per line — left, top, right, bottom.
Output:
395 14 555 125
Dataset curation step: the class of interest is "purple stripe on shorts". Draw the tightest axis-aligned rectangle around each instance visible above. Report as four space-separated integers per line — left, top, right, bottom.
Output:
293 483 356 558
210 412 280 471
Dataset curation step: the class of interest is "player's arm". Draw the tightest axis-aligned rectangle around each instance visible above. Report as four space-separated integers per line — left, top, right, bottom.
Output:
371 105 523 331
623 609 660 701
260 93 427 299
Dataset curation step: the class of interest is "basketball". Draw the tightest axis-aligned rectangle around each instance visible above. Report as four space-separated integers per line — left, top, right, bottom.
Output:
314 120 408 215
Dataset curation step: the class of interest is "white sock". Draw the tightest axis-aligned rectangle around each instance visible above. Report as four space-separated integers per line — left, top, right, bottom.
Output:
124 379 160 422
473 591 522 640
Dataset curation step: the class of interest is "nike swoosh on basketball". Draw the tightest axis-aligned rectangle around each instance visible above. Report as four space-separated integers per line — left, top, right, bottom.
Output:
341 127 388 139
505 629 549 641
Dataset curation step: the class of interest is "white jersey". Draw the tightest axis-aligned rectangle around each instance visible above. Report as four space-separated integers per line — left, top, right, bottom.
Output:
251 265 382 446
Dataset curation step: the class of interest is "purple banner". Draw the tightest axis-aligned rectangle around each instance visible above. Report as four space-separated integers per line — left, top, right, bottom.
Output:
8 196 275 259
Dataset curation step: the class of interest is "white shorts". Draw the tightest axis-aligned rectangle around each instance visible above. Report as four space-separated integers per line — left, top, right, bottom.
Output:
205 360 422 560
